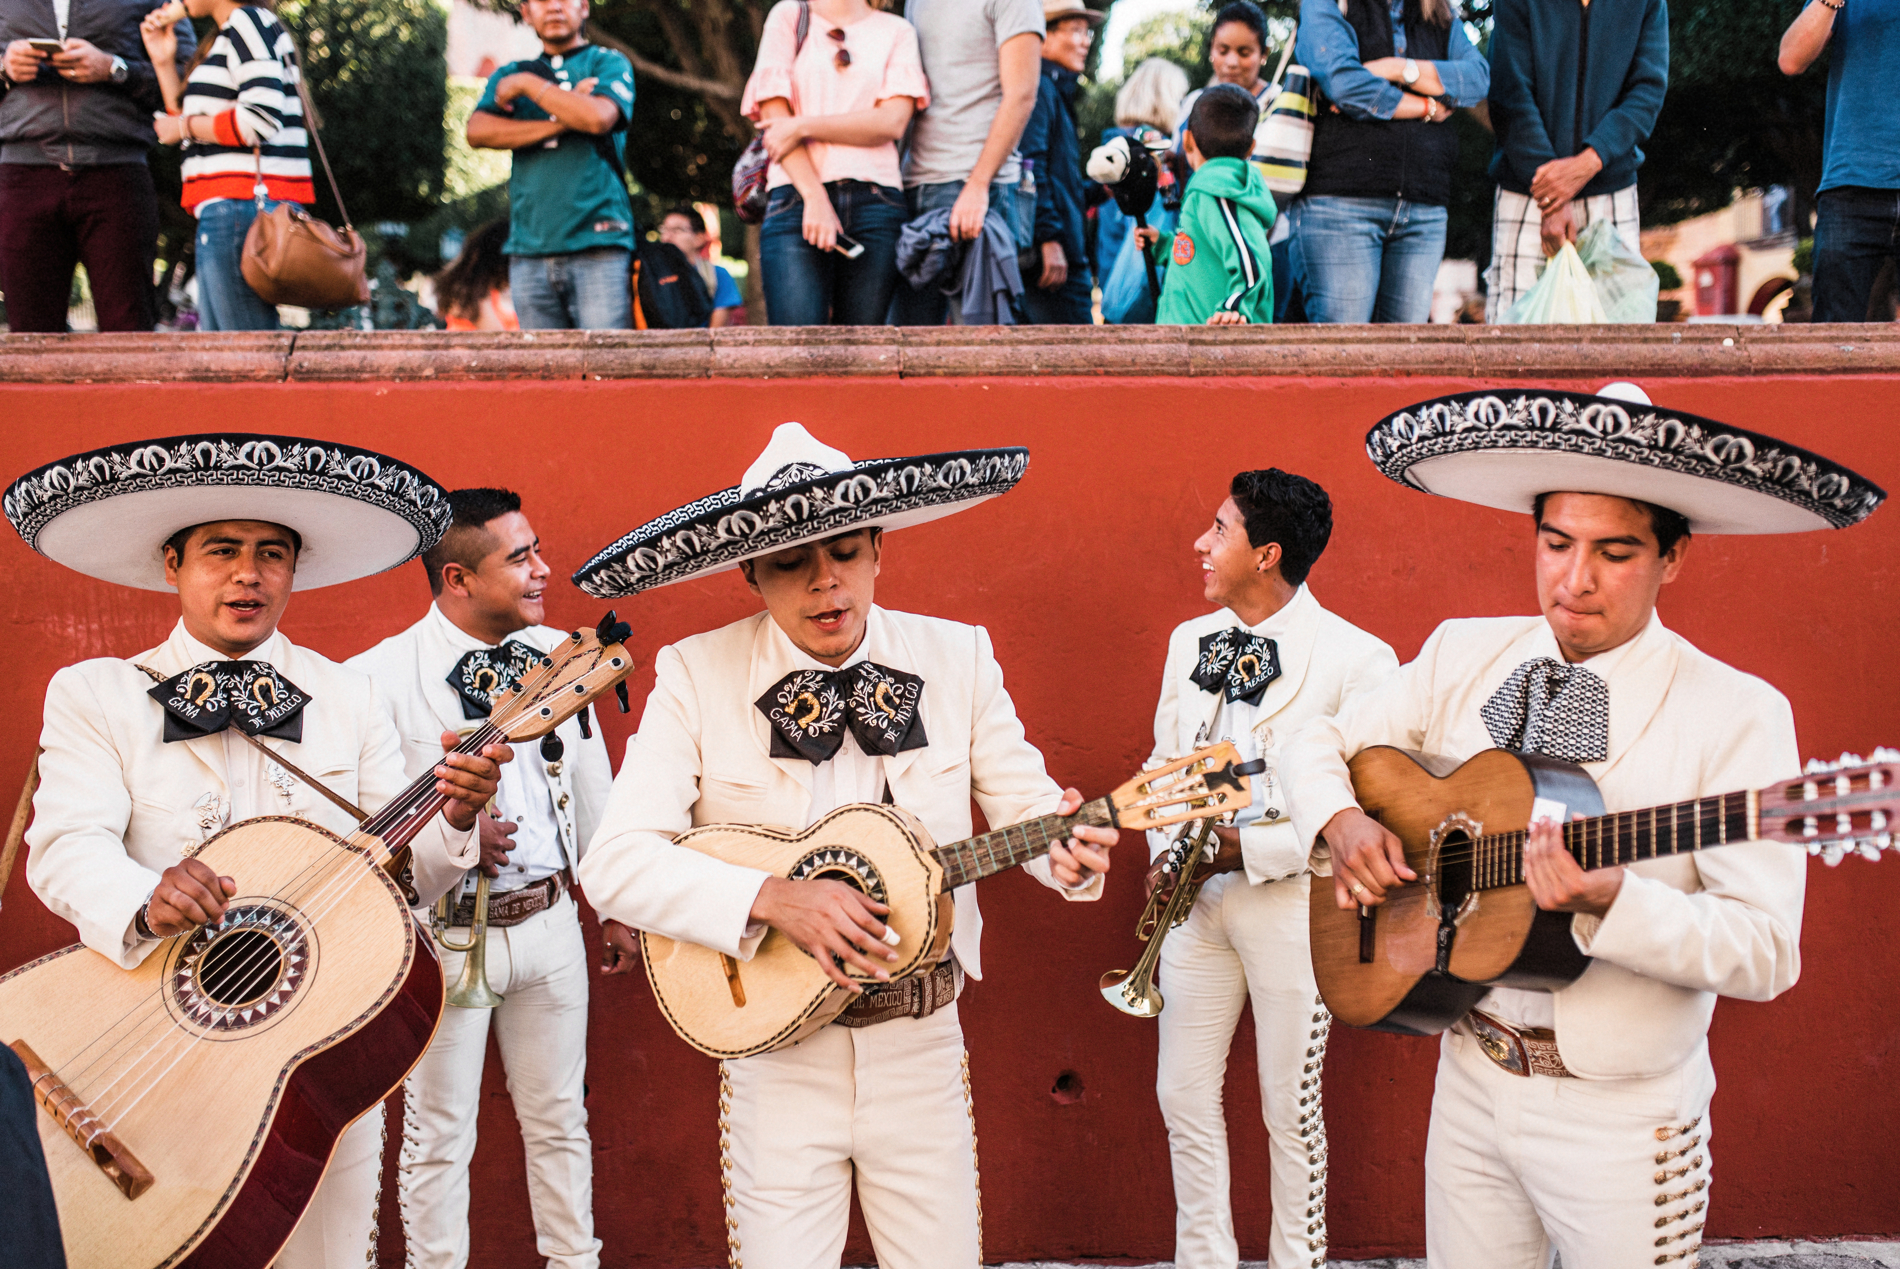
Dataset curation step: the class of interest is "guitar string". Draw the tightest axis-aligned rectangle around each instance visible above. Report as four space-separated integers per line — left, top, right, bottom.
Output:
71 725 505 1126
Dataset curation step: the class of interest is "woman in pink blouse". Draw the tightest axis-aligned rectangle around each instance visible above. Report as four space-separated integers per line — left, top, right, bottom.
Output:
741 0 928 325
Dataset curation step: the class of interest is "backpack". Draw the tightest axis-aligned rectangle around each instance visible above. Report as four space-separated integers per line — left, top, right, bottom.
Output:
631 238 714 329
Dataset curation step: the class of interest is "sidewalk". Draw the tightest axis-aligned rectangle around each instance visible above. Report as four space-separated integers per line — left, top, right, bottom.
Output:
993 1245 1900 1269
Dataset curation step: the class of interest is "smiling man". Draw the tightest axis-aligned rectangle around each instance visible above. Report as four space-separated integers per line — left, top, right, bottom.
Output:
1146 470 1395 1269
7 434 507 1269
1279 385 1886 1269
348 488 616 1269
572 423 1117 1268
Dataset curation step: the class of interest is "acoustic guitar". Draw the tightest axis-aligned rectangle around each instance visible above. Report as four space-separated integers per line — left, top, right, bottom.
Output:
0 615 635 1269
644 742 1262 1059
1311 745 1899 1035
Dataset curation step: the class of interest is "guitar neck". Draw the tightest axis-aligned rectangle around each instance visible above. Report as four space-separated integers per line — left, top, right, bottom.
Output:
1470 789 1757 891
933 797 1118 889
357 722 508 860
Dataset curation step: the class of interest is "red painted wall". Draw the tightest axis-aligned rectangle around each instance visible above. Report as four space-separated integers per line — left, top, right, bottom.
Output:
0 374 1895 1264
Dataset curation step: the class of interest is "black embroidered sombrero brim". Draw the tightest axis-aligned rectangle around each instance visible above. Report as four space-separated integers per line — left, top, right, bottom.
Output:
574 442 1030 598
1365 389 1885 534
4 434 453 591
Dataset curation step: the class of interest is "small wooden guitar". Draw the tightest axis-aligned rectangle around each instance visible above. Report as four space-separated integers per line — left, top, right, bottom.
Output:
0 615 635 1269
643 742 1262 1059
1311 745 1899 1035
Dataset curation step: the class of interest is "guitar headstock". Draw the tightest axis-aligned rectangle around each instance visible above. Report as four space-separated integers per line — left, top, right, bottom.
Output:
1106 742 1264 832
487 612 638 742
1759 748 1899 866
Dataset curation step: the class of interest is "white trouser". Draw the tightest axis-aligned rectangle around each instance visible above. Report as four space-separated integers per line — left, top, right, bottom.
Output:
1425 1027 1715 1269
719 999 980 1269
275 1110 383 1269
1155 870 1329 1269
399 892 599 1269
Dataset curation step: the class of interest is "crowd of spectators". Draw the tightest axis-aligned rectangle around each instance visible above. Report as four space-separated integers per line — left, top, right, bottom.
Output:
0 0 1894 333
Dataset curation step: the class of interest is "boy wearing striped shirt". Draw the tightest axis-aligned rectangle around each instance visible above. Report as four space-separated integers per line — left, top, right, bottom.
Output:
1137 83 1277 326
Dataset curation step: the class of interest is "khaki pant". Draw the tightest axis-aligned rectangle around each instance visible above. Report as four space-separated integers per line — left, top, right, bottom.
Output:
1155 871 1330 1269
1426 1028 1714 1269
719 999 980 1269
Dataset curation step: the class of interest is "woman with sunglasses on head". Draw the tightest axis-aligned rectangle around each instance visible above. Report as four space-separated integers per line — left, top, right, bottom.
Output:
741 0 928 326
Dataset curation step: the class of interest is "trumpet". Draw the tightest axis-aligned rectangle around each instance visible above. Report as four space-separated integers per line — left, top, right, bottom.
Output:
1099 816 1218 1018
432 727 504 1010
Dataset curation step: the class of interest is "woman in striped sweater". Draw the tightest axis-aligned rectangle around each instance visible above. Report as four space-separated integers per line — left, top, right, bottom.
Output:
140 0 312 330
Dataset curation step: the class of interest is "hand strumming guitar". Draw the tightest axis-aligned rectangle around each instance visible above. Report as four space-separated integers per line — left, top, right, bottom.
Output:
1321 805 1416 910
143 858 238 937
749 874 899 992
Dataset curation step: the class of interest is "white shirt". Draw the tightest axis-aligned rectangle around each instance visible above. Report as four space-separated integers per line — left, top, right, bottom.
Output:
762 617 890 825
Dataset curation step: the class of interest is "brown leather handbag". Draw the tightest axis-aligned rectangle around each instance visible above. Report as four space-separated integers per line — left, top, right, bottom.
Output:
240 71 368 309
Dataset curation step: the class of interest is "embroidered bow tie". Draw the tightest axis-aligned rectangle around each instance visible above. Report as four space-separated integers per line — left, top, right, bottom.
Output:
1480 657 1609 764
756 663 928 764
1189 628 1282 706
149 661 311 744
448 641 544 720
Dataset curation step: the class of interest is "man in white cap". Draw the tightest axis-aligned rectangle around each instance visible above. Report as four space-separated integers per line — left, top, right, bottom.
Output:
1280 385 1884 1269
573 424 1118 1268
349 487 616 1269
7 434 510 1269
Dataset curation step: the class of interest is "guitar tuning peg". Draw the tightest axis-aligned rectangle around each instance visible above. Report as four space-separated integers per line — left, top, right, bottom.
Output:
1805 756 1835 774
1858 842 1883 863
1840 752 1865 769
616 680 631 714
1874 746 1900 763
1822 842 1848 866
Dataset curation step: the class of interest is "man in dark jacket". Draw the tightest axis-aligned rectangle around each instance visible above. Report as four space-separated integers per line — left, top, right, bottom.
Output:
0 0 193 332
1482 0 1667 319
1018 0 1098 324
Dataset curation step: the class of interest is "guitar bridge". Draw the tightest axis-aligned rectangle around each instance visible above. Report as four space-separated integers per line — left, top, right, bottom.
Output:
9 1038 155 1200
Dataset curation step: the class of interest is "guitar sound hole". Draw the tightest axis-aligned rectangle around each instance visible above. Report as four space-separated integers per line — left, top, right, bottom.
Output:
812 866 869 894
1437 830 1474 919
196 929 284 1006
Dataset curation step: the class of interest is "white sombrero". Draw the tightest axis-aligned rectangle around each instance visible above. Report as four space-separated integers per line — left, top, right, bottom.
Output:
3 433 453 591
1364 382 1885 533
573 423 1029 598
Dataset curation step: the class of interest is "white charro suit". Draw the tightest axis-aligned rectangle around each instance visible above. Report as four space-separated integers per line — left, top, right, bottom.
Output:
26 620 478 1269
1146 587 1396 1269
349 605 614 1269
1280 611 1804 1269
579 606 1101 1269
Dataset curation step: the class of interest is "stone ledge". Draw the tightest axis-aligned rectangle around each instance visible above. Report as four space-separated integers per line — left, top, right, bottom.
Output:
1 323 1896 384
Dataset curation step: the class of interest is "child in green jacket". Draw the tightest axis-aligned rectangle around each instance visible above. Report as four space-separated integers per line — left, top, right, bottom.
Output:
1137 84 1277 325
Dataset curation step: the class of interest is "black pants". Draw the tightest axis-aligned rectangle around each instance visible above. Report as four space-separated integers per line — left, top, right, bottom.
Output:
2 1043 65 1267
0 161 160 332
1811 185 1900 323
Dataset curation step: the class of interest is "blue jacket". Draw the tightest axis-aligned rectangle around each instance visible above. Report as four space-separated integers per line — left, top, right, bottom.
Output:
1486 0 1669 198
1019 61 1088 277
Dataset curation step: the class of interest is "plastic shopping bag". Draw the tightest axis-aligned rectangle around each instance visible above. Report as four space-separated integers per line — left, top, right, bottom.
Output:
1501 242 1608 324
1575 218 1660 323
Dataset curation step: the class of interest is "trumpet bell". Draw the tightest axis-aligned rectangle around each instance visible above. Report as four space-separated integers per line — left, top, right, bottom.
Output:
1098 968 1163 1018
445 964 504 1010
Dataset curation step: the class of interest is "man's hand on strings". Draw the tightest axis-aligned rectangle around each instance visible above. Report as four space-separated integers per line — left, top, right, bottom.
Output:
1323 805 1415 909
144 859 236 936
750 875 898 991
1523 814 1622 916
436 730 511 832
1049 787 1116 887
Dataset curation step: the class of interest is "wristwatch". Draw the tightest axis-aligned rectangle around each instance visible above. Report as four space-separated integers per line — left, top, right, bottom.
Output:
1402 57 1421 86
109 54 128 84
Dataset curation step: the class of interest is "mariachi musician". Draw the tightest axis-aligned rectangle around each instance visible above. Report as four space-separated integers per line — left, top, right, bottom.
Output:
1280 384 1885 1269
1144 469 1395 1269
349 487 615 1269
573 424 1118 1268
8 434 508 1269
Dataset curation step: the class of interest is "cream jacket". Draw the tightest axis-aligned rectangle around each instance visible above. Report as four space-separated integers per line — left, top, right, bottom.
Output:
579 607 1101 979
1148 586 1398 882
27 621 478 969
346 605 615 893
1280 612 1805 1079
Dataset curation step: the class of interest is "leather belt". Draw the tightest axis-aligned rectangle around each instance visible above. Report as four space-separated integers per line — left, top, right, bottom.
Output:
835 961 959 1028
444 870 569 929
1466 1008 1573 1078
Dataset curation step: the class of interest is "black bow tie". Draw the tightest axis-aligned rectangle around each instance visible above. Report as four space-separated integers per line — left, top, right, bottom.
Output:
1480 657 1610 764
448 641 543 720
756 663 929 764
1190 628 1282 706
150 661 310 744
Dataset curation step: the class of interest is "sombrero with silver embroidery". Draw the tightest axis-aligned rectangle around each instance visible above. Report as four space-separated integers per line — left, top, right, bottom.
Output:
1364 382 1885 534
3 433 453 591
573 423 1029 597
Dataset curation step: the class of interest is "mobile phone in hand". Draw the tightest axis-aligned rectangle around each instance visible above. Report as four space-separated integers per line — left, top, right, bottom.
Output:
27 38 66 55
832 232 865 260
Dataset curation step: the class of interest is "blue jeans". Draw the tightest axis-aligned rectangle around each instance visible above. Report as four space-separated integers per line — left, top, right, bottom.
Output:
888 179 1031 326
1811 185 1900 323
1020 266 1093 324
759 180 906 326
196 197 282 331
509 247 632 330
1288 195 1447 324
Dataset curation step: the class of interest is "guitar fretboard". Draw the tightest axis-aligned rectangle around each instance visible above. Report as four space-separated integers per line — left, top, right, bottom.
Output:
1469 790 1755 891
358 722 508 854
933 797 1118 889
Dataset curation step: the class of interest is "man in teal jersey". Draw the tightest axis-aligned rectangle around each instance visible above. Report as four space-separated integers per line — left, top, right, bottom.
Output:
468 0 635 330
